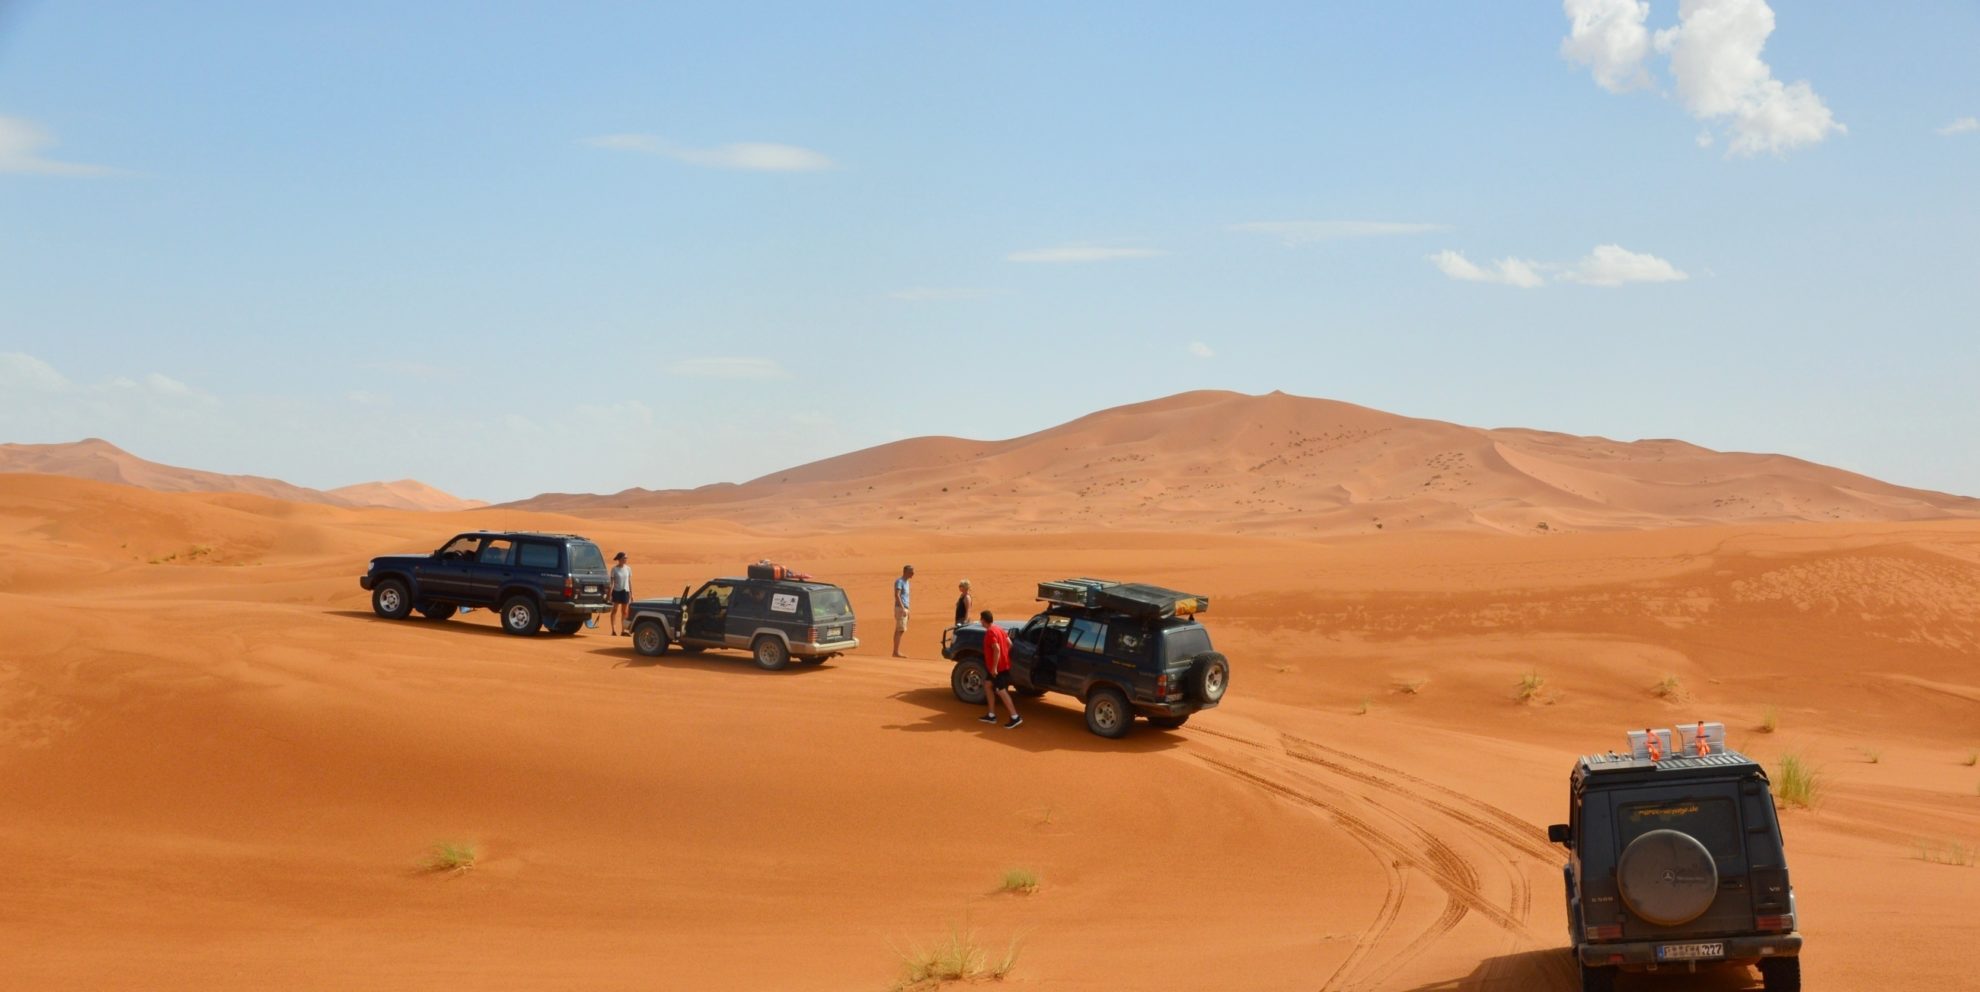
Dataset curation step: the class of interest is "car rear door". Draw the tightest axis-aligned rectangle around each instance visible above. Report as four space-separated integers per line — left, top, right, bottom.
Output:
463 537 517 604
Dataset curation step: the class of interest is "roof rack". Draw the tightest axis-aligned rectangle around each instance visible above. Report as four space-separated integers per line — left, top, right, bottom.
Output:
1579 721 1751 773
1036 578 1209 619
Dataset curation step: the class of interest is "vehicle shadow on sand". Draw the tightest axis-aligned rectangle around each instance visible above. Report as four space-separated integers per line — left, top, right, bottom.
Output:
590 645 835 676
1399 948 1762 992
327 608 528 640
881 685 1185 754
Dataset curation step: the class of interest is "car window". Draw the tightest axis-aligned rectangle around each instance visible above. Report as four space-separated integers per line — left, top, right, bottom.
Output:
438 535 482 559
695 583 733 609
1108 626 1150 661
568 542 606 571
517 542 559 569
1160 625 1212 664
478 538 514 565
1067 618 1107 653
1618 797 1742 858
806 586 850 617
733 584 771 618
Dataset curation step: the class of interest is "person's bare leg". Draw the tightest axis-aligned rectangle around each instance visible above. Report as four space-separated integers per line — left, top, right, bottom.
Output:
996 687 1019 725
893 627 904 657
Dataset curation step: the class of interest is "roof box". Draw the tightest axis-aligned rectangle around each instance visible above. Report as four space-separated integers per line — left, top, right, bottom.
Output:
1036 578 1208 619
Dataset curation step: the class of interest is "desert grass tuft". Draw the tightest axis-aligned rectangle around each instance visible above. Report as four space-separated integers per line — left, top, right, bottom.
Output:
1964 749 1977 767
1396 679 1427 695
1354 696 1371 716
1758 705 1779 734
1775 754 1820 809
1652 675 1681 699
1862 747 1883 765
1514 671 1546 705
999 868 1039 895
892 923 1022 990
422 841 478 874
1914 839 1976 867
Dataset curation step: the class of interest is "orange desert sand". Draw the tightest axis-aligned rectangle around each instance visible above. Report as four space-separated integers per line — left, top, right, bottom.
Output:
2 392 1978 991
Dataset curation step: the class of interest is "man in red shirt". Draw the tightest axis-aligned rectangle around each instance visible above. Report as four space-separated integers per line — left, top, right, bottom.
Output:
977 609 1022 729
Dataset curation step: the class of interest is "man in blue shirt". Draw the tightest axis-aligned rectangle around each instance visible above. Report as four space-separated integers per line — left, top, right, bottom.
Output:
892 564 913 657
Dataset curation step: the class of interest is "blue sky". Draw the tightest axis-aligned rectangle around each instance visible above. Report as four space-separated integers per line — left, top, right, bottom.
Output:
1 1 1975 502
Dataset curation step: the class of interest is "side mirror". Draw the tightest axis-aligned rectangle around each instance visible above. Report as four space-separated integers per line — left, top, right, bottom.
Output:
1547 823 1571 846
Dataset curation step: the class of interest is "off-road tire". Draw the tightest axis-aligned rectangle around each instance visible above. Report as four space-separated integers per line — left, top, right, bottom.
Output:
499 595 541 636
1190 652 1230 703
633 620 669 657
371 579 413 620
1084 686 1133 739
950 657 988 705
1759 957 1801 992
1616 828 1718 926
416 601 454 620
1147 714 1190 730
752 635 790 671
1578 961 1616 992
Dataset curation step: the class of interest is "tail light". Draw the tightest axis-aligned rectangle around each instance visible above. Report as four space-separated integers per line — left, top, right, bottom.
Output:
1156 674 1170 696
563 575 574 599
806 626 817 643
1755 914 1795 933
1584 924 1623 942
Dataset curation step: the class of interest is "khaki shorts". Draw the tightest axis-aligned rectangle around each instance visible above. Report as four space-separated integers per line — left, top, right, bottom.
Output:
894 609 909 633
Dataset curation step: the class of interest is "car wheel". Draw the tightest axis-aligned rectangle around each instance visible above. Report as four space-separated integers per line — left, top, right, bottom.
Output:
1084 687 1133 739
1616 828 1717 926
950 657 988 705
1190 652 1230 703
752 635 790 671
416 601 454 620
545 617 584 635
1147 714 1190 730
633 620 669 657
499 596 541 636
1577 961 1616 992
372 580 413 620
1758 957 1800 992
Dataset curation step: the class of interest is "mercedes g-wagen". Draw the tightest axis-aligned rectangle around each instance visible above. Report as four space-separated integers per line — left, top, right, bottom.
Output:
360 531 611 636
941 578 1229 738
1547 722 1802 991
627 563 858 670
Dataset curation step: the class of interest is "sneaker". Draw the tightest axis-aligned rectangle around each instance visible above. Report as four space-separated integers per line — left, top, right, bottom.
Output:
1004 716 1023 729
978 714 998 724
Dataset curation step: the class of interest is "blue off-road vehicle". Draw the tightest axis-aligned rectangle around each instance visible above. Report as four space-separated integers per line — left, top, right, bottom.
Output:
941 578 1230 738
360 531 612 636
626 563 859 670
1548 722 1802 992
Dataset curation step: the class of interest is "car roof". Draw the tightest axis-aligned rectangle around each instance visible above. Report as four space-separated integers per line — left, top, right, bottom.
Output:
1039 604 1204 628
460 531 593 541
709 577 845 591
1572 750 1765 788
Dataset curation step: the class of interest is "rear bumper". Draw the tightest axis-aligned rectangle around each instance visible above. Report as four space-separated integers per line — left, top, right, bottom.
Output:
792 638 859 656
1137 699 1217 718
546 601 611 617
1580 932 1802 968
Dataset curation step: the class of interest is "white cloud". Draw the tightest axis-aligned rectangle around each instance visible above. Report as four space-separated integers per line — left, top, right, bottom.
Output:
586 134 834 172
347 390 391 407
1561 0 1653 93
886 287 994 302
0 352 72 390
1429 250 1546 289
1006 244 1165 263
1654 0 1845 156
1186 342 1216 359
0 116 121 177
1560 244 1689 286
666 357 794 380
1228 220 1448 246
1561 0 1843 157
1938 116 1979 137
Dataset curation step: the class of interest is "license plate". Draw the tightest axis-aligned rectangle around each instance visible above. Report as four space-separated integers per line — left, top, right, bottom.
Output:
826 627 842 639
585 585 600 594
1656 942 1723 961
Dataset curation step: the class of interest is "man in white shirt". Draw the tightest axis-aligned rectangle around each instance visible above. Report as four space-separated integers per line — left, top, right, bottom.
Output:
892 564 913 657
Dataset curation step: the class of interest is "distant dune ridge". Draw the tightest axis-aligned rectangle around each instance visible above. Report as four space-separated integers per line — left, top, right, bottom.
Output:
509 390 1980 534
0 438 484 512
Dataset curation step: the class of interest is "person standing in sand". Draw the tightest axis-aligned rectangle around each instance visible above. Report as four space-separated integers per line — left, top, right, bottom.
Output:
608 552 633 637
978 609 1021 729
953 579 972 630
892 564 913 657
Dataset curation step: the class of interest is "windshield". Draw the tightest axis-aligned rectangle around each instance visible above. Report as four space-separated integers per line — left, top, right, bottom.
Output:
569 542 606 572
1161 625 1212 665
808 587 851 617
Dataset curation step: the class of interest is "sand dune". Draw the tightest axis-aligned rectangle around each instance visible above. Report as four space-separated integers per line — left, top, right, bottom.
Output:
0 438 483 511
511 390 1980 535
2 472 1976 990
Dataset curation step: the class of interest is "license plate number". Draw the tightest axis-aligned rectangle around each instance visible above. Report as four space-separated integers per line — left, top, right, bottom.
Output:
1656 942 1723 961
585 586 600 594
826 627 842 639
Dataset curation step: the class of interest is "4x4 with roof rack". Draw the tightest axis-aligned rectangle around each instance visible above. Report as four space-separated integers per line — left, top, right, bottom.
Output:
360 531 612 636
1547 722 1802 992
941 578 1230 738
627 563 859 670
